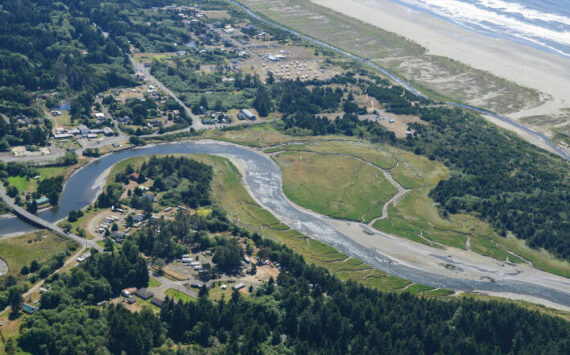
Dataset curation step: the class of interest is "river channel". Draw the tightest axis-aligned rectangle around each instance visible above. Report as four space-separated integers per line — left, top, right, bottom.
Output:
1 140 569 307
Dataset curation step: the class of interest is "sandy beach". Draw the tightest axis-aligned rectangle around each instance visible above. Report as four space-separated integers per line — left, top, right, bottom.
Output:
311 0 570 142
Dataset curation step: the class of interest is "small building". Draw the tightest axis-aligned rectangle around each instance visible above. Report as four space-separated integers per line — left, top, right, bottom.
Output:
135 288 154 300
94 112 106 121
112 232 125 243
103 127 114 136
232 282 245 290
35 196 50 206
77 125 89 135
121 287 137 297
54 133 73 139
150 120 163 127
151 297 165 308
77 252 91 262
127 296 136 304
190 282 203 288
22 304 38 314
143 192 156 202
237 109 255 121
126 172 140 181
133 214 145 223
118 116 131 124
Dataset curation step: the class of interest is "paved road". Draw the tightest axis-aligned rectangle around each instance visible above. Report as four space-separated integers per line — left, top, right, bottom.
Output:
130 55 204 132
151 274 199 300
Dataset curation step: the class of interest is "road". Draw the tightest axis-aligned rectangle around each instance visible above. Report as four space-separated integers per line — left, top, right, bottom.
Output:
129 55 204 132
0 184 102 252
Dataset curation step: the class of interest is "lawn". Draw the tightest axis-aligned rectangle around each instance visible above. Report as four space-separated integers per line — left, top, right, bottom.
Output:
274 151 397 222
7 176 32 192
165 288 196 303
0 231 76 278
148 277 161 288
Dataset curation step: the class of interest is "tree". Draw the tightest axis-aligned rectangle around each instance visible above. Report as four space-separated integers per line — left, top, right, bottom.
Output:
253 86 271 117
7 185 18 198
104 237 114 252
199 95 208 110
154 258 166 276
27 200 38 214
9 291 23 318
214 99 223 111
212 238 244 273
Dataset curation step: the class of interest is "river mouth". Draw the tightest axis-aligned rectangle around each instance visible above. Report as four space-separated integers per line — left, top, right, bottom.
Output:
1 139 569 308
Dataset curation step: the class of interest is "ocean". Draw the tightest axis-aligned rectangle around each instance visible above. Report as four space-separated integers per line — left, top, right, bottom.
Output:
392 0 570 58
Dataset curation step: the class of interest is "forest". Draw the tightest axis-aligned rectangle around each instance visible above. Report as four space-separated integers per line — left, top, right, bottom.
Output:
17 216 570 354
0 0 138 149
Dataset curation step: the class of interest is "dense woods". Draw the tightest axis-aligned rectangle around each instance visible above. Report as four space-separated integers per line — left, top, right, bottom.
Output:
19 221 570 354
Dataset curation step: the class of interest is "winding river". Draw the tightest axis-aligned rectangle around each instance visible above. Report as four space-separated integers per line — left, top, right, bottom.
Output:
1 140 569 307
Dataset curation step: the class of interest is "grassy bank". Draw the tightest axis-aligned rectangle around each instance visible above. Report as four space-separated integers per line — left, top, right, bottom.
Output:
274 151 397 222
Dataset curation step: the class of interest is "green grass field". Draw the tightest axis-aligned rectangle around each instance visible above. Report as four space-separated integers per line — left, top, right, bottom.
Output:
165 288 196 303
148 277 161 288
274 151 397 222
0 231 75 278
7 176 31 192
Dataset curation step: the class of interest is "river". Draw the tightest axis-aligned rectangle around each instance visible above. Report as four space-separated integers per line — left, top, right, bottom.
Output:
1 140 569 307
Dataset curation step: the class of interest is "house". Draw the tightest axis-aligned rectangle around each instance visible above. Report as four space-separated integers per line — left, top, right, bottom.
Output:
121 287 137 297
68 128 80 135
94 112 106 121
103 127 114 136
112 232 125 243
35 196 50 206
151 297 165 308
232 282 245 290
22 304 38 314
126 172 140 181
150 120 163 127
118 116 131 124
77 252 91 263
54 133 73 139
143 192 156 202
135 288 154 300
77 125 89 135
237 109 256 121
133 214 145 223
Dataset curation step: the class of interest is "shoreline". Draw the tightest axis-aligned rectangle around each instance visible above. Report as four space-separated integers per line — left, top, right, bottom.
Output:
310 0 570 139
